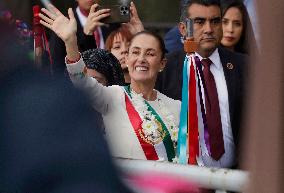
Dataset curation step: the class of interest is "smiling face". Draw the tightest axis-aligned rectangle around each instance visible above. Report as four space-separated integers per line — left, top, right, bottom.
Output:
221 7 243 50
126 33 166 84
188 3 222 57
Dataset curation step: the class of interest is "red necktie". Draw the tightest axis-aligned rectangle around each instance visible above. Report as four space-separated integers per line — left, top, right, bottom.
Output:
94 29 101 48
201 58 225 160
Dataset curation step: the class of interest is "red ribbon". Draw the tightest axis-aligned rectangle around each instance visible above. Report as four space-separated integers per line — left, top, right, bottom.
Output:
188 59 199 164
125 94 159 160
33 5 53 72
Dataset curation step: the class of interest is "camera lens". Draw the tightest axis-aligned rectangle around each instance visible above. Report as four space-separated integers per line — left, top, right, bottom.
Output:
120 6 129 15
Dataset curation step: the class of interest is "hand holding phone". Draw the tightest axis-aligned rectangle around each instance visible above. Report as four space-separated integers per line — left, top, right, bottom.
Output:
83 4 111 35
121 2 144 34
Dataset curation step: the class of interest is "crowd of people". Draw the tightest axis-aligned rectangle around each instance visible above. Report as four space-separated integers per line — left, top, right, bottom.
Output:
1 0 256 192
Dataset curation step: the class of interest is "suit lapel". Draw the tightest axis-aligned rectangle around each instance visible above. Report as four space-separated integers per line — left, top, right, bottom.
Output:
218 48 237 124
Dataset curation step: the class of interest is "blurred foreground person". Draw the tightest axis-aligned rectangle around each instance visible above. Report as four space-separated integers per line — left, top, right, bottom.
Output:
0 19 132 193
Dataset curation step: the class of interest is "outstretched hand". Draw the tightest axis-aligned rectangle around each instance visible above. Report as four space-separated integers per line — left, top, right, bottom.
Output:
39 4 77 43
123 1 144 34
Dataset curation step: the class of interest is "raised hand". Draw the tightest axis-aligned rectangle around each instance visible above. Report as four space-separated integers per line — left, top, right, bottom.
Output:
39 4 77 43
83 4 110 35
123 1 144 34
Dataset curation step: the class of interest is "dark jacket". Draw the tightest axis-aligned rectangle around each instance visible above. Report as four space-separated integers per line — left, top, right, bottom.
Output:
0 67 132 193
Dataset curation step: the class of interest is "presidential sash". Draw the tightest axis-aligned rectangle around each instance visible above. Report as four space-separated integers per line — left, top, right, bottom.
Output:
124 86 175 162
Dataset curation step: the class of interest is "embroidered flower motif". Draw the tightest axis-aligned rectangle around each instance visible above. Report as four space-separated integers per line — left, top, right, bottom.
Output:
172 156 179 163
130 89 179 147
157 99 179 143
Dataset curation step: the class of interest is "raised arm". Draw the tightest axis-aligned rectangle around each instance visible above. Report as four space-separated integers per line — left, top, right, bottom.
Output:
39 4 112 114
39 4 80 62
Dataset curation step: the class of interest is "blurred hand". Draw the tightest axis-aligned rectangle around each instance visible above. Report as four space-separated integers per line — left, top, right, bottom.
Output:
83 4 110 35
123 1 144 34
39 4 77 43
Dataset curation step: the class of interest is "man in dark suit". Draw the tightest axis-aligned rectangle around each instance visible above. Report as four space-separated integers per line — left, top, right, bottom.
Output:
156 0 247 168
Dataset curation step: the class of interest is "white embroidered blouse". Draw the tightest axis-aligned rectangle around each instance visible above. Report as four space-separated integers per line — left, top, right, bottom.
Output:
66 58 181 160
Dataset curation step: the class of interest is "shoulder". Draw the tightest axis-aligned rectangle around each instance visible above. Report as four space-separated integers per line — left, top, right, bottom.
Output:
218 47 248 64
164 49 186 70
166 49 185 61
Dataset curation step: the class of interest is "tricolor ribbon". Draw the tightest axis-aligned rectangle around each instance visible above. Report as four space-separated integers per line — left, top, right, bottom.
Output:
195 57 211 155
177 55 190 164
177 54 211 164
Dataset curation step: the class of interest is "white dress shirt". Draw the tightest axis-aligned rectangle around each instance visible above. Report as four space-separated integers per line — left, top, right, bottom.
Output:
195 48 236 168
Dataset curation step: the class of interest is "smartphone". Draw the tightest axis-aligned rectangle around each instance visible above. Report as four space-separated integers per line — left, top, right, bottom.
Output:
99 0 131 24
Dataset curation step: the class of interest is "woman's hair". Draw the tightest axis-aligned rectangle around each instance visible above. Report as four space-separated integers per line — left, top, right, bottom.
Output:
221 0 256 54
130 30 167 60
105 26 133 51
82 48 125 86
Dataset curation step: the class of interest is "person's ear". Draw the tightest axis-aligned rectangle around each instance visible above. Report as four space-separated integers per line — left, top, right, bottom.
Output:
178 22 187 37
125 53 129 67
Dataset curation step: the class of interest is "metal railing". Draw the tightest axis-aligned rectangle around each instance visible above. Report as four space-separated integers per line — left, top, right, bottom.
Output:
116 158 249 192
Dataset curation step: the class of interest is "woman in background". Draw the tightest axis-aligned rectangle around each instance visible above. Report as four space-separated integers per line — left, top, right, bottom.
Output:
105 26 133 84
221 0 256 54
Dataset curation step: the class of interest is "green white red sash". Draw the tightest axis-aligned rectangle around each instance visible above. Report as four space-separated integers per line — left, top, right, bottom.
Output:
124 86 175 162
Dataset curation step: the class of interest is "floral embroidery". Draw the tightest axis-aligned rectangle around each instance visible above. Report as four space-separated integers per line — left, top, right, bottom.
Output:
130 89 179 146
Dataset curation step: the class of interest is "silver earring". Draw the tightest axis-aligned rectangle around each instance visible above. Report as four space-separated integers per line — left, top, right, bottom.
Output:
159 69 163 72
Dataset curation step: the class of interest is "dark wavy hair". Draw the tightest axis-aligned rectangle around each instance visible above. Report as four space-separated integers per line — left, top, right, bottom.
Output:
221 0 256 54
82 48 126 86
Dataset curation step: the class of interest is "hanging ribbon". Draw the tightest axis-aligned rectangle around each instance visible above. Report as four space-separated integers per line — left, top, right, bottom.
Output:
195 56 211 155
177 55 190 164
33 5 53 74
187 56 199 164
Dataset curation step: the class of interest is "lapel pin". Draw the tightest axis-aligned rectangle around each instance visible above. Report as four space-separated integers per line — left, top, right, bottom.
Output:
226 62 234 70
